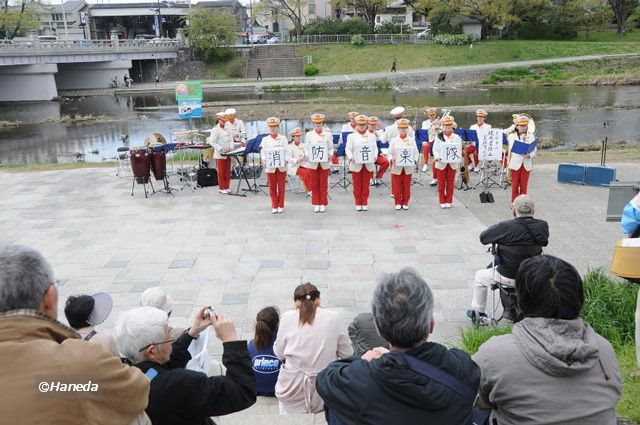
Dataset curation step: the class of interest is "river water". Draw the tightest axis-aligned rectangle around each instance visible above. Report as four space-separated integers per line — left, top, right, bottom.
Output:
1 85 639 164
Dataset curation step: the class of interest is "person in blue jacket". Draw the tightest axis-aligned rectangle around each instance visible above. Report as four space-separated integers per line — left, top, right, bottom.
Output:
248 306 282 396
621 192 640 238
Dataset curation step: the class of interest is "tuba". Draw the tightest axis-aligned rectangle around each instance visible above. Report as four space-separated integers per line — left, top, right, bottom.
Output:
460 146 470 184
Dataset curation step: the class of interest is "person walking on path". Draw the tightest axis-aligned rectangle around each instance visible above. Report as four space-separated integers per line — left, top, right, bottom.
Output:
390 58 397 72
257 67 263 80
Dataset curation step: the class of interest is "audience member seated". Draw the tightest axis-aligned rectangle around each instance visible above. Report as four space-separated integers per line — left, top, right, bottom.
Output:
473 255 622 425
274 283 353 414
115 305 256 425
64 292 119 356
139 286 223 376
467 194 549 323
248 306 282 396
0 245 149 424
317 268 480 425
621 192 640 238
348 312 389 357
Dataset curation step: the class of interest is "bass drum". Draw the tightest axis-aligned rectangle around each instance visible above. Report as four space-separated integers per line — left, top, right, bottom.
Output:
130 147 151 184
150 150 166 181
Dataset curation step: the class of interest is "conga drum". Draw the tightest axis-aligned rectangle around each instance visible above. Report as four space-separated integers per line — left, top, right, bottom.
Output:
150 150 166 181
130 147 151 184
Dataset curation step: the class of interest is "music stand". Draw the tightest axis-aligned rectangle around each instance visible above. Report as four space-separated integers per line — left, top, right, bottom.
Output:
241 134 268 196
331 133 352 191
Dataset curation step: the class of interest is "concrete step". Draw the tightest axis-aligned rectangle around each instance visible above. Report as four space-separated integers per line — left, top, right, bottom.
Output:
217 396 327 425
247 57 304 78
250 45 299 59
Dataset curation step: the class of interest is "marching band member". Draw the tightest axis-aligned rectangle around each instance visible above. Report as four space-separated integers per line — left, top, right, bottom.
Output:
421 107 438 173
225 108 246 144
287 127 310 194
387 119 418 210
468 109 491 172
346 115 378 211
367 116 389 186
507 115 536 203
262 117 288 214
341 112 359 133
209 111 233 194
427 110 443 187
384 107 413 142
304 114 334 213
433 116 462 209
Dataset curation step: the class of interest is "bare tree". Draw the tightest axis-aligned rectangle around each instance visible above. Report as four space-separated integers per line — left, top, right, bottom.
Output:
352 0 386 31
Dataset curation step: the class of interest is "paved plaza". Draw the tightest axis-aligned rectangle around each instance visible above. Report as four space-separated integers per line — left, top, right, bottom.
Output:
0 161 635 424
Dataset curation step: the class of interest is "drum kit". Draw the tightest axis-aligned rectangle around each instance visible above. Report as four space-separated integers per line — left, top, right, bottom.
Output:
127 130 212 197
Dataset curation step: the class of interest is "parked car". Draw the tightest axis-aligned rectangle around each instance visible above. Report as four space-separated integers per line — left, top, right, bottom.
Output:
266 36 281 44
72 39 93 47
249 34 269 44
416 28 431 39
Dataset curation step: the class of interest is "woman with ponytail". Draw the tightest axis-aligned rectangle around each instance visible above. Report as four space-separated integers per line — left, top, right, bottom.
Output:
274 283 353 414
247 306 282 396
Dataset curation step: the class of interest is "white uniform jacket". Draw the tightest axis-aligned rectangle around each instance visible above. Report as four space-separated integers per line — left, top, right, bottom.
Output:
345 131 378 173
508 132 536 171
303 130 334 170
470 122 492 131
261 134 288 173
208 125 234 160
387 135 419 175
287 141 308 176
227 118 246 142
433 132 463 171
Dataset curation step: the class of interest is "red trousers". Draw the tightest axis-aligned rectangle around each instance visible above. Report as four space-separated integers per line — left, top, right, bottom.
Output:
296 168 310 191
437 164 456 204
432 162 438 179
267 169 286 208
216 158 232 190
511 166 531 202
332 153 339 165
466 145 479 167
375 155 389 179
391 170 412 206
308 167 329 205
422 142 431 165
351 169 373 206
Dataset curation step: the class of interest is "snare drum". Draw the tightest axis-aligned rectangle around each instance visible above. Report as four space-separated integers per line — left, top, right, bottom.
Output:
150 150 166 181
130 147 151 184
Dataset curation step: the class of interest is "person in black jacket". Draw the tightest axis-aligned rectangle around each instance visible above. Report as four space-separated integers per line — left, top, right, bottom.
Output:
316 268 480 425
467 194 549 322
115 305 256 425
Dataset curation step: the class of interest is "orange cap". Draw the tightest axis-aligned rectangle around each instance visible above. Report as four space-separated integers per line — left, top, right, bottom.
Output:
311 113 325 123
476 109 488 117
426 107 437 116
515 116 529 126
290 127 302 137
266 116 280 126
355 115 367 125
367 116 378 125
442 116 455 126
397 119 410 129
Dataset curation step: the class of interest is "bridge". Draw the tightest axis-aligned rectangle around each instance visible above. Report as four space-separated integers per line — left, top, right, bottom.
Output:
0 40 181 101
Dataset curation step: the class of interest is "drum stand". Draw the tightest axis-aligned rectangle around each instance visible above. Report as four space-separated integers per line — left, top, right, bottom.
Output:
131 177 155 198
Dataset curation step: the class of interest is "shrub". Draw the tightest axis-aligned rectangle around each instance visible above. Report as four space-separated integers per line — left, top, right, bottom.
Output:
375 22 411 34
433 33 477 45
304 64 320 76
303 18 369 35
580 269 638 348
339 18 370 35
351 34 365 47
205 47 235 64
227 60 246 78
516 22 577 40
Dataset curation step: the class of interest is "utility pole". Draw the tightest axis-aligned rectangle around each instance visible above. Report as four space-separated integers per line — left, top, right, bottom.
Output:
61 0 69 39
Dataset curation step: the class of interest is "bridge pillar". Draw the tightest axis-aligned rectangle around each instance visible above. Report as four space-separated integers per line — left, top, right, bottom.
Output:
0 64 58 101
55 60 133 90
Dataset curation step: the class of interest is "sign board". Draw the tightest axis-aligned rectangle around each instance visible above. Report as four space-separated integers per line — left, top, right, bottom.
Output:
175 80 203 101
442 140 462 164
476 128 503 161
264 148 285 168
354 144 375 164
178 100 202 119
394 147 415 167
307 142 329 163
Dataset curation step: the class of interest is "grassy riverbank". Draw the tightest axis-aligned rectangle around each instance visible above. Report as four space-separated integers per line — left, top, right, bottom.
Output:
297 34 640 76
460 270 639 424
482 56 640 85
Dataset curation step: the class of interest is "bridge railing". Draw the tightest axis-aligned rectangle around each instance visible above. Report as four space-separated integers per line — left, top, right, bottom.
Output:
0 39 182 54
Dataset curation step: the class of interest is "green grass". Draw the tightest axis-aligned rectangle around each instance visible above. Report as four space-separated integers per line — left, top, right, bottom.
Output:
481 57 640 85
458 269 639 423
575 30 640 42
206 57 248 79
298 37 640 75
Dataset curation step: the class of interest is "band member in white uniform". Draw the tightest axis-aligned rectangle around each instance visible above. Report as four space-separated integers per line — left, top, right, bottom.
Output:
387 119 418 210
341 112 358 134
433 116 462 209
262 117 289 214
225 108 246 145
346 115 378 211
421 107 438 173
287 127 310 193
304 114 334 213
208 111 233 194
468 109 491 172
507 115 536 203
367 116 389 186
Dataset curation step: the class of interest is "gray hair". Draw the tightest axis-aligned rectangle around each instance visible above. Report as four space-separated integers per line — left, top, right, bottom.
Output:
114 307 168 363
0 245 55 313
513 194 535 217
371 268 434 348
139 287 173 313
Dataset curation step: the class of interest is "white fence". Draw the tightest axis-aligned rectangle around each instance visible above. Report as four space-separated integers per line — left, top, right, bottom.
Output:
283 33 433 45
